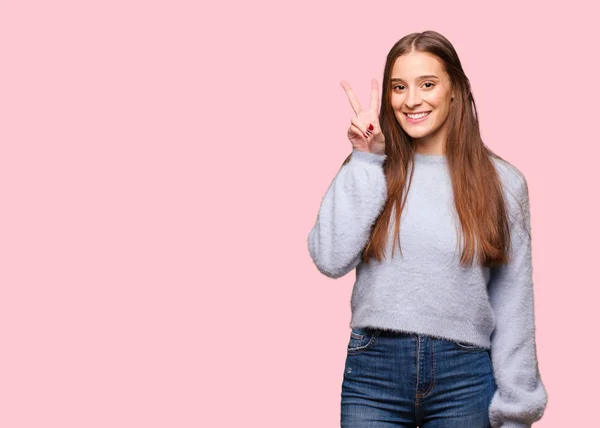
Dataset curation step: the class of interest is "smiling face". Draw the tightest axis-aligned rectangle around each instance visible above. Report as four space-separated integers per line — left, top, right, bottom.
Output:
390 51 454 152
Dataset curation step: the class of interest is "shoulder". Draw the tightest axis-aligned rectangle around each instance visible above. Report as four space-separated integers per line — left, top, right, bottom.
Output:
490 154 529 204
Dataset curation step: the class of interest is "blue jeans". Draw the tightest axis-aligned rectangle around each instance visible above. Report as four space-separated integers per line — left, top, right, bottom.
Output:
341 327 497 427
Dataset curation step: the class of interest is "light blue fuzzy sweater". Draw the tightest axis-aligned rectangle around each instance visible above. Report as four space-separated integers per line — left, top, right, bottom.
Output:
307 149 548 427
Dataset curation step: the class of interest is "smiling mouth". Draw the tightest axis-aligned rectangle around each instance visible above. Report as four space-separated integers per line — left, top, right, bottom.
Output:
404 111 431 119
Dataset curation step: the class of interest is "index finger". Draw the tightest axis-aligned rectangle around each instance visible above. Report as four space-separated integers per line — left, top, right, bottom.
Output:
369 78 379 112
340 80 362 115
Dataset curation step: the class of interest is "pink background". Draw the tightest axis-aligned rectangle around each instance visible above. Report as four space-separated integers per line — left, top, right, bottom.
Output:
1 0 596 426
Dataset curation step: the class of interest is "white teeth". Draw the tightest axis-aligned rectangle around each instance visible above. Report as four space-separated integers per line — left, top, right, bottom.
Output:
406 112 430 119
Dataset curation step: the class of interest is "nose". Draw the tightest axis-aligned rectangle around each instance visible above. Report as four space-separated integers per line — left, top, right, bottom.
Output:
405 88 423 109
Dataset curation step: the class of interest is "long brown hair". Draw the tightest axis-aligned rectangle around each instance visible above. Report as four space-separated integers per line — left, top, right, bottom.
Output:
343 30 514 268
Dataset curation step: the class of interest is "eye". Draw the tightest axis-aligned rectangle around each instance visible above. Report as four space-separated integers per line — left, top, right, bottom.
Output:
392 82 435 90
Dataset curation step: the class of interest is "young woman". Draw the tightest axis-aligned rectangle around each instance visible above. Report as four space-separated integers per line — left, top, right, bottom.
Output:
307 31 548 428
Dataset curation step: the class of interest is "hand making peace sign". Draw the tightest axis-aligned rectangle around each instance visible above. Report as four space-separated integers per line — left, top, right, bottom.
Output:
340 78 386 156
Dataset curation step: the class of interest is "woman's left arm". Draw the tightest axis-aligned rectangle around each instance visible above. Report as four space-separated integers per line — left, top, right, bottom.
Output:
487 174 549 428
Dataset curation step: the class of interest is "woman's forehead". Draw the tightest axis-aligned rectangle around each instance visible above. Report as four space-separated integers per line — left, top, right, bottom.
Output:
392 52 445 80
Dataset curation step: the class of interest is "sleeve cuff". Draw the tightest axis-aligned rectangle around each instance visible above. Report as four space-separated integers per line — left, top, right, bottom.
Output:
351 148 387 165
498 423 531 428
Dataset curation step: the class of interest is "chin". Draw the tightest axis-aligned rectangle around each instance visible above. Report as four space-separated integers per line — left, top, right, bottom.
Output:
398 121 434 139
406 130 432 139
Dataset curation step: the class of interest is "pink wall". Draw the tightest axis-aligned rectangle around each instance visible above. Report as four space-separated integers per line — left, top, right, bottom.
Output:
1 0 594 426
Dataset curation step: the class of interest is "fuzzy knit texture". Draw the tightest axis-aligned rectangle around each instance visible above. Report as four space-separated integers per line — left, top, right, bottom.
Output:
307 148 548 427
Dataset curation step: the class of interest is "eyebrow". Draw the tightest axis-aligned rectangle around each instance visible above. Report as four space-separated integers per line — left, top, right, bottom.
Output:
391 75 439 83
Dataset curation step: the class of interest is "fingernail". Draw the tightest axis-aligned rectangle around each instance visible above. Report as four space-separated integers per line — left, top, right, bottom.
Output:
368 124 374 131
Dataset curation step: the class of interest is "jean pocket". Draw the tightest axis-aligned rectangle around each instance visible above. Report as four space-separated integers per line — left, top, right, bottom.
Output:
452 340 487 353
347 327 380 354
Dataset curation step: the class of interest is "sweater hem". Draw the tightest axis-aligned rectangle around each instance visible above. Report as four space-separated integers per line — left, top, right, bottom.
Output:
350 312 493 349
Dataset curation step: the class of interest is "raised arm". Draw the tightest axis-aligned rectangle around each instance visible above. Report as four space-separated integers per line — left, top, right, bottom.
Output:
308 78 388 278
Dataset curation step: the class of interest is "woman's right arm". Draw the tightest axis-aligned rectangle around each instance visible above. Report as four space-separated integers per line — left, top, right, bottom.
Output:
307 148 388 278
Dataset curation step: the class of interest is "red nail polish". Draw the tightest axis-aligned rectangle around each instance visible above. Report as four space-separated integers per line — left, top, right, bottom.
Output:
368 124 374 131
